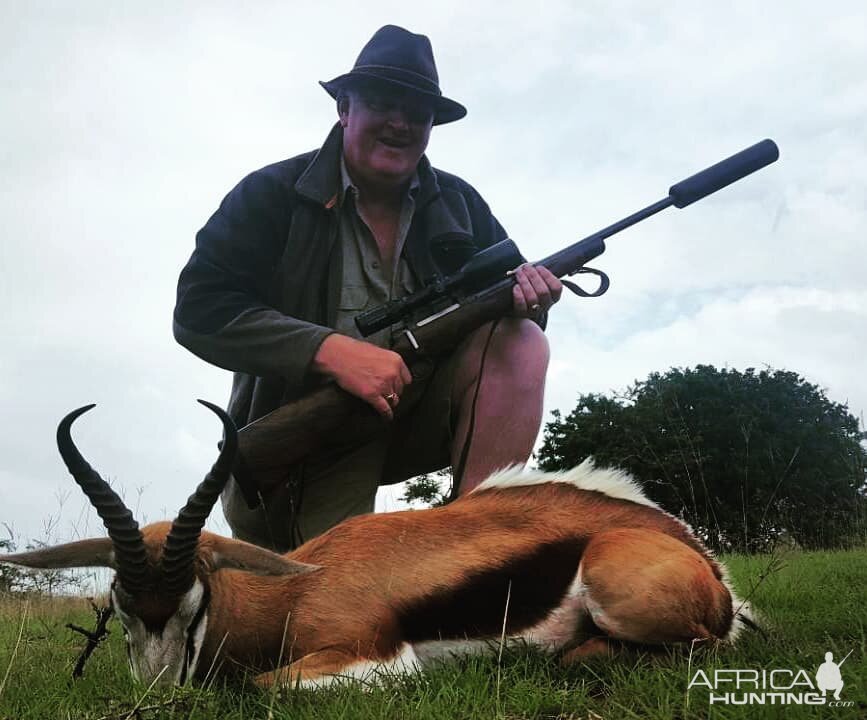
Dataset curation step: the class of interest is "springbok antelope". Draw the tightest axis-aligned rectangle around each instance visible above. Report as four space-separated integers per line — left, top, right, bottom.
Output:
2 402 756 688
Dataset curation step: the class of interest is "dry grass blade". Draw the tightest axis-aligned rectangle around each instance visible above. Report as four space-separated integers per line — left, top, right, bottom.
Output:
202 631 230 690
267 610 292 719
495 580 512 716
122 664 169 720
732 550 787 639
0 600 29 700
683 636 701 712
185 631 230 719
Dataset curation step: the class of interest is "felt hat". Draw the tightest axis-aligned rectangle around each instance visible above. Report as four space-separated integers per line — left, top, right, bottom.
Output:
320 25 467 125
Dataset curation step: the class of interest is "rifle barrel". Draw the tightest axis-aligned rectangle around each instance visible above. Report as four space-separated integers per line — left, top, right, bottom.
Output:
541 139 780 274
539 197 673 276
838 649 853 666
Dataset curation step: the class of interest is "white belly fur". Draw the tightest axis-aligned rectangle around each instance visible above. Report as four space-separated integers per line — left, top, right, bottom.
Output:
297 642 422 689
518 565 591 650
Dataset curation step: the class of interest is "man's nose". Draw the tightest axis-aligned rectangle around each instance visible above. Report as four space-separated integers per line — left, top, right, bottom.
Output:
384 106 410 130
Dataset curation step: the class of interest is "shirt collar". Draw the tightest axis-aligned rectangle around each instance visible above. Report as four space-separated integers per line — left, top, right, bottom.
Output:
339 153 421 207
295 123 437 209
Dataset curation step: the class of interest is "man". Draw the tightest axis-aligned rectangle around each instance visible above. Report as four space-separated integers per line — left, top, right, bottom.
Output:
174 25 562 551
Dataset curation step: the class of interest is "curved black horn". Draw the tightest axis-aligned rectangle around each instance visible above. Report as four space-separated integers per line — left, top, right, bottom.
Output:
57 405 149 593
163 400 237 595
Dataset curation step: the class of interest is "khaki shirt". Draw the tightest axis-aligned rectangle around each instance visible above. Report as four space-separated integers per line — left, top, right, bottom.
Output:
333 156 420 347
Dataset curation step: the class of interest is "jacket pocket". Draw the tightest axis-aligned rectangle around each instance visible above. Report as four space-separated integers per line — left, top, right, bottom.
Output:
338 285 369 311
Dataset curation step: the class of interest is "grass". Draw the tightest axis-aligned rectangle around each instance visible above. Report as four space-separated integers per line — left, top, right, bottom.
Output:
0 548 864 719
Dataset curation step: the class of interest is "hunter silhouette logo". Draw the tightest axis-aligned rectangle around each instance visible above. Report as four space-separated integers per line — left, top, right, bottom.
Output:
687 650 855 707
815 650 851 701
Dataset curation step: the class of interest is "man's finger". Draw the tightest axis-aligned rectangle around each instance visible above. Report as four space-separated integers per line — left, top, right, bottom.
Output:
515 267 540 308
371 395 394 420
399 362 412 386
537 266 563 302
512 282 528 315
523 265 552 307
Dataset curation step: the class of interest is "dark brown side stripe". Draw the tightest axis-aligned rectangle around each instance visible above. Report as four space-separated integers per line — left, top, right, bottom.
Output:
398 538 585 642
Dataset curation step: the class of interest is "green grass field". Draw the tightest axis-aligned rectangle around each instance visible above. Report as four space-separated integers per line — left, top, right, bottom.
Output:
0 547 864 719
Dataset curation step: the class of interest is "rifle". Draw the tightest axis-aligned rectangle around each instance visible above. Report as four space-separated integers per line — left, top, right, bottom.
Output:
836 649 853 667
234 139 780 504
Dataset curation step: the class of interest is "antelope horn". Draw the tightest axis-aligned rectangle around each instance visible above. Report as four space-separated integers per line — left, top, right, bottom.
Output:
57 405 149 593
163 400 237 595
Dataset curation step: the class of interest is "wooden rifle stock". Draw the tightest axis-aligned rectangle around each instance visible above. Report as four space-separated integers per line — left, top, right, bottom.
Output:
234 279 515 499
235 139 780 501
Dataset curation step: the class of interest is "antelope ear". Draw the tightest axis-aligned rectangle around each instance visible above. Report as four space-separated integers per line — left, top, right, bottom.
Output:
1 538 115 569
207 537 320 577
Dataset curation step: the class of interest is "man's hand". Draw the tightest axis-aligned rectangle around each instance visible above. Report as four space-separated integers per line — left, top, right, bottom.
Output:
510 264 563 318
311 334 412 420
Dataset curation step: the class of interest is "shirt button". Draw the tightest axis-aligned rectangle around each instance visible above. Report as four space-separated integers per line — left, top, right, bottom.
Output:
371 261 380 269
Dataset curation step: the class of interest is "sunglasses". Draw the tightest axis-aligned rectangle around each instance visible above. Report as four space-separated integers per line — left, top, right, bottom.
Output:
357 91 435 125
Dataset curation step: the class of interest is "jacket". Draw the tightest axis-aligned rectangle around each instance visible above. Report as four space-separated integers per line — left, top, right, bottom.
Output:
174 123 511 431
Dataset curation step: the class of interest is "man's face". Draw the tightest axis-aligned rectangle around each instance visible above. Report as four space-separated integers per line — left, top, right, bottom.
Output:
340 84 434 191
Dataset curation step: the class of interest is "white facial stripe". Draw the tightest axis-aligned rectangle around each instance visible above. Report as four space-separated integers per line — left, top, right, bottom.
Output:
111 579 209 686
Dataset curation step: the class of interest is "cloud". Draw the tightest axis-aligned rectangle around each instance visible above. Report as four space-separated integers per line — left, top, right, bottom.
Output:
545 286 867 424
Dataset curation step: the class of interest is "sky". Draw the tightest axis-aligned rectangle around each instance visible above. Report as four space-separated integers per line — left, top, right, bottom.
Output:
1 1 865 560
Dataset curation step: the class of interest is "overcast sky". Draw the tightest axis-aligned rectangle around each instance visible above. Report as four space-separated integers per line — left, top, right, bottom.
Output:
1 1 865 556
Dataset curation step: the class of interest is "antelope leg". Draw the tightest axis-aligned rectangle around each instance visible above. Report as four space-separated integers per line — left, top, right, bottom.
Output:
254 643 421 690
576 528 732 646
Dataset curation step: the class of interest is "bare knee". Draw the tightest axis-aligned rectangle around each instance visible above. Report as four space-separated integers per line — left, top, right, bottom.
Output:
491 318 549 387
495 317 549 353
456 319 549 393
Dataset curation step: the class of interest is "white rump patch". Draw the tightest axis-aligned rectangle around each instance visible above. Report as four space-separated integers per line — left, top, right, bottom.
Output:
473 458 659 510
717 567 760 643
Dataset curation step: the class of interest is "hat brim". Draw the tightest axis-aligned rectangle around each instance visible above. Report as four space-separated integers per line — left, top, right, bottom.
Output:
320 73 467 126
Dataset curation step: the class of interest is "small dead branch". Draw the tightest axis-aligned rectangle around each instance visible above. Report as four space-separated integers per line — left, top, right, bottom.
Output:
66 598 114 679
92 697 186 720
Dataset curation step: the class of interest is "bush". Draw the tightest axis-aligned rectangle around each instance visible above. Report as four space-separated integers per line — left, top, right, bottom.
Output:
538 365 866 552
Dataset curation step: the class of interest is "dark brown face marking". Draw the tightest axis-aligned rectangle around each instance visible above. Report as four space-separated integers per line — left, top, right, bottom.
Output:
398 538 585 642
114 584 180 634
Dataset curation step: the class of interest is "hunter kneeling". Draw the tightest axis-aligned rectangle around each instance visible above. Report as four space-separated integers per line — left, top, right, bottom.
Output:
173 25 562 551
